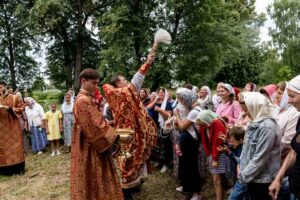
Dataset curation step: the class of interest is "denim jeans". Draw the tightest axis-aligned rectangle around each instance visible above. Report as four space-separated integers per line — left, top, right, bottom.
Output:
228 180 248 200
290 193 299 200
279 177 299 200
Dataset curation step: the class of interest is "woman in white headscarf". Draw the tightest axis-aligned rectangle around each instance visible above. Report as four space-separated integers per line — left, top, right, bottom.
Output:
238 92 281 200
194 86 214 111
24 97 48 154
147 87 173 173
174 88 203 200
274 82 300 160
269 75 300 200
61 92 74 153
216 83 241 126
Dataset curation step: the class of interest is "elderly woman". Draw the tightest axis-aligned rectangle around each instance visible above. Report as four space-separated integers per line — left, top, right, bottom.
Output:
238 92 281 200
216 83 241 126
269 75 300 200
194 86 214 111
175 88 202 200
196 110 229 200
24 97 48 154
61 93 74 153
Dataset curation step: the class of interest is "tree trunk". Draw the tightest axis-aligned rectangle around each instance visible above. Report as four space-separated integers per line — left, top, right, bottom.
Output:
74 0 83 93
3 4 16 90
74 35 83 92
61 26 73 88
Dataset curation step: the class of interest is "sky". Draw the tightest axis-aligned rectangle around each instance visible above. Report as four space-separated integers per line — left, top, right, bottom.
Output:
255 0 275 42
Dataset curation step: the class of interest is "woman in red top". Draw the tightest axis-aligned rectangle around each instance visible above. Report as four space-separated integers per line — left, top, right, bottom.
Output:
197 110 229 200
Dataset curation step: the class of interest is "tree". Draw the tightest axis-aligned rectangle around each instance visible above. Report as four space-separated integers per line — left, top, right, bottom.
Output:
32 76 46 91
268 0 300 74
0 0 38 90
97 0 159 89
29 0 114 91
215 47 264 87
97 0 264 90
175 0 264 87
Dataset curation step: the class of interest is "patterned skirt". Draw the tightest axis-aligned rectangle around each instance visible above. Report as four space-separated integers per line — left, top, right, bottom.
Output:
207 153 230 174
63 113 74 146
30 126 48 152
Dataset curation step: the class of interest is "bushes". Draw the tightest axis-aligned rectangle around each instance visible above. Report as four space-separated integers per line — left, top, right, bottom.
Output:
31 90 64 110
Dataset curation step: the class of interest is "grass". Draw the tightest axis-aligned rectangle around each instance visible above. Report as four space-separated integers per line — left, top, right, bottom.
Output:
0 149 218 200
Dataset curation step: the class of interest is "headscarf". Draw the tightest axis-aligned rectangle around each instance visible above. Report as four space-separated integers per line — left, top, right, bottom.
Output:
176 88 198 110
192 86 199 94
279 85 290 111
222 83 235 95
260 84 277 100
242 92 277 123
287 75 300 94
15 92 22 98
24 97 36 107
245 82 257 92
62 93 74 113
196 110 219 126
200 86 212 103
252 83 257 92
233 87 240 100
158 88 169 128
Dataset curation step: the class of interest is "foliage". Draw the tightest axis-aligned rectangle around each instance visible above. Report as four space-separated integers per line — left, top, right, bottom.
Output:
0 0 284 92
0 0 38 90
97 0 264 90
29 0 112 90
268 0 300 74
31 90 64 110
32 76 46 91
215 47 264 87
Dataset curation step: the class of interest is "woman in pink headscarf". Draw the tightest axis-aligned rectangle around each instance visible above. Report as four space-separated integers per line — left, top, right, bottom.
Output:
260 84 277 102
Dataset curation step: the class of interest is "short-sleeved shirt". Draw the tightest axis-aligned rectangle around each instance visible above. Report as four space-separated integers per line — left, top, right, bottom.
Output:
186 106 202 139
44 110 62 140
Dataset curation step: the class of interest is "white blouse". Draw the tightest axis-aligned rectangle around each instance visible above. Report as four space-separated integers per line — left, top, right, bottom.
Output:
25 104 45 127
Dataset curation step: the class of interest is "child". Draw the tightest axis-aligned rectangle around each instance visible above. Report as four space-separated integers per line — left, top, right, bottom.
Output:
218 126 248 200
44 103 63 156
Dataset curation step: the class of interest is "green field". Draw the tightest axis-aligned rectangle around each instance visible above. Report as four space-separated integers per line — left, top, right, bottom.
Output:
0 147 220 200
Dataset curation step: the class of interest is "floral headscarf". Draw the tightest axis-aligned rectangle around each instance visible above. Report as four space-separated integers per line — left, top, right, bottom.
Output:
176 88 198 110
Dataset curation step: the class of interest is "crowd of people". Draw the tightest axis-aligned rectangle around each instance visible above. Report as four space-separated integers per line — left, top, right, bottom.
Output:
1 63 300 200
125 79 299 200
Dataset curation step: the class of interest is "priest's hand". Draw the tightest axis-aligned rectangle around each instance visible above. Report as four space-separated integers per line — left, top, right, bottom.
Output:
145 53 156 66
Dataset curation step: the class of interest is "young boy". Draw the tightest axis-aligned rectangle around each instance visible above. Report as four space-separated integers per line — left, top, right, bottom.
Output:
44 103 63 156
218 126 248 200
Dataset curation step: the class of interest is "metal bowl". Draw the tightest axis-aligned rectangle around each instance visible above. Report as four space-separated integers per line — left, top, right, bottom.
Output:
115 128 135 136
115 128 135 143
